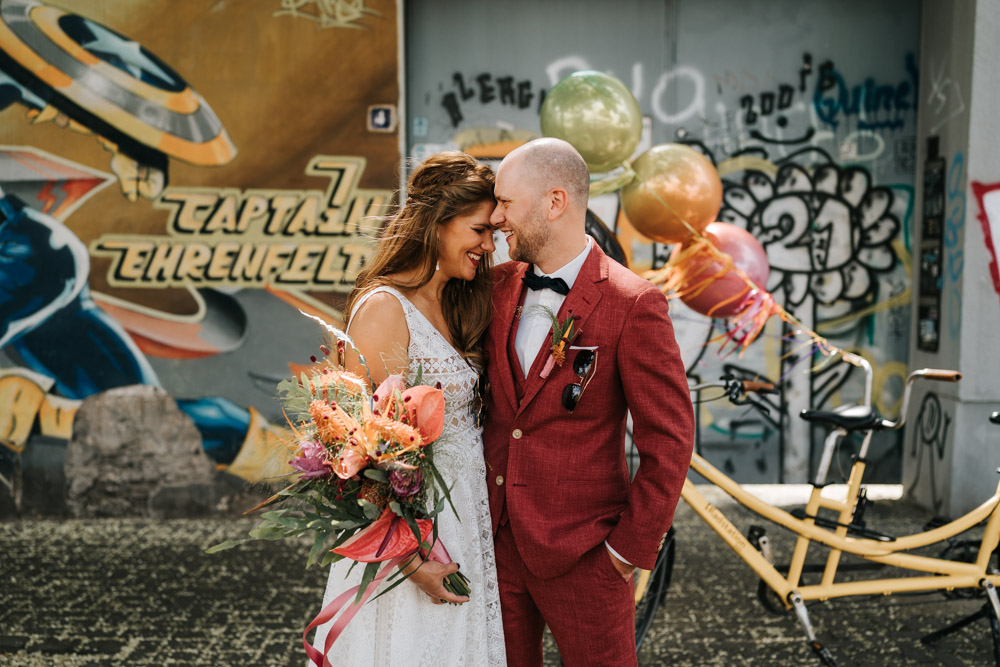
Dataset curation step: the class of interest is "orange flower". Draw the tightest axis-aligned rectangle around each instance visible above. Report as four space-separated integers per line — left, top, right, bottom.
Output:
309 399 359 444
309 367 368 402
368 414 423 454
552 341 567 367
331 448 366 479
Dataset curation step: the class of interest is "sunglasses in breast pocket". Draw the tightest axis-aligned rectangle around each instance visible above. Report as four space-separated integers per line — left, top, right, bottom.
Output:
561 346 598 413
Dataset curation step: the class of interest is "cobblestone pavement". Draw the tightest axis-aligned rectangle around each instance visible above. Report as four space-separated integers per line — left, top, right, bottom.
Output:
1 488 997 666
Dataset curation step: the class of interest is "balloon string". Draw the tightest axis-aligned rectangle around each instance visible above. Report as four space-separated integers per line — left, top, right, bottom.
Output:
631 177 840 360
589 162 639 197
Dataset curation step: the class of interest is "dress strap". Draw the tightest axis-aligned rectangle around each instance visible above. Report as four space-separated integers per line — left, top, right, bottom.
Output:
346 285 413 334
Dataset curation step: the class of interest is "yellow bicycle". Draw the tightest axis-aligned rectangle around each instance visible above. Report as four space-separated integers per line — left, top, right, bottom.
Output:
631 352 1000 665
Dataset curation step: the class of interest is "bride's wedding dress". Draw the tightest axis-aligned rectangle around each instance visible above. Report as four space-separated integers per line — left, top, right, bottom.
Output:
311 286 506 666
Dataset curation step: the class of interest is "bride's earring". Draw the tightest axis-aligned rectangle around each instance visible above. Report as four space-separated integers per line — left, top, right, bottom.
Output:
435 261 440 272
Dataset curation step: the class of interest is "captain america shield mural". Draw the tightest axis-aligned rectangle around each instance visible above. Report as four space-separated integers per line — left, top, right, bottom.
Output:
0 0 235 175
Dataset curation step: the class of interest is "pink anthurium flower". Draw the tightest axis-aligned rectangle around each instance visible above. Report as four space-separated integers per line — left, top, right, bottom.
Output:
401 385 445 444
333 507 434 562
372 374 406 416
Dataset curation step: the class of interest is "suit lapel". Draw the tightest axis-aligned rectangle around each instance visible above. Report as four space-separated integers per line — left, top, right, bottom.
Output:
517 246 607 411
489 263 528 412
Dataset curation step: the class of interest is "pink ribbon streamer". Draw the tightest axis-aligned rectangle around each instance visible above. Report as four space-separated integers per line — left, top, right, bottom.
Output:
302 539 453 666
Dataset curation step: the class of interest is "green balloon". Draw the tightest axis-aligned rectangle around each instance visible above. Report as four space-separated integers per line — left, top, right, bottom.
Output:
540 70 642 174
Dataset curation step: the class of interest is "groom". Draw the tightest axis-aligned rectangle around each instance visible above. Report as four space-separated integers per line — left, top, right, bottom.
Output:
483 138 694 666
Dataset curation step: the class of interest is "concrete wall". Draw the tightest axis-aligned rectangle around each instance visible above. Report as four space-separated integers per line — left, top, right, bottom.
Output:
905 0 1000 516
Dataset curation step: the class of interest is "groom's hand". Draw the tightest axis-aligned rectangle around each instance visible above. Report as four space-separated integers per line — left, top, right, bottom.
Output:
406 559 469 605
606 547 635 581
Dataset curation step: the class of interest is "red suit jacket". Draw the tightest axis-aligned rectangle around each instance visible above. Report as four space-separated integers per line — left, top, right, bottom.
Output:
483 245 694 580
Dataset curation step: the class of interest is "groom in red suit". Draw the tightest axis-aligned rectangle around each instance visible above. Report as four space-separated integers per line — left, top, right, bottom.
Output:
483 138 694 666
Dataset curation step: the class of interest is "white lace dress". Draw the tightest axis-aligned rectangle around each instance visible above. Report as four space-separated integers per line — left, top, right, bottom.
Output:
311 286 506 667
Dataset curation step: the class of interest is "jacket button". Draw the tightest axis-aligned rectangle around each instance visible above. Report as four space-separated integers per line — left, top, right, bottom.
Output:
512 428 523 439
496 475 504 486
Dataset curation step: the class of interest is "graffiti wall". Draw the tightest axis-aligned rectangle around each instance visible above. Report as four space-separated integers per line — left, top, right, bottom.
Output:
406 0 920 482
904 0 1000 517
0 0 400 512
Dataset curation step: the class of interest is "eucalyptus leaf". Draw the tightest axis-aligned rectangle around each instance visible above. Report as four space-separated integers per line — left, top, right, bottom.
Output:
249 524 301 540
329 529 357 550
204 539 251 553
363 469 389 483
355 561 381 605
321 551 344 567
260 512 309 531
306 531 330 568
402 510 422 546
359 499 382 520
427 461 458 520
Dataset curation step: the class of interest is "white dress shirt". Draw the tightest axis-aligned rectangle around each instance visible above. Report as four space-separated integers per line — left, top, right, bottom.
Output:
511 236 632 568
514 237 592 376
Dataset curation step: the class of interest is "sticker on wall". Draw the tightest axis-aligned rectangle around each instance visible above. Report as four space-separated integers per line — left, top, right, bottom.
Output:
367 105 396 133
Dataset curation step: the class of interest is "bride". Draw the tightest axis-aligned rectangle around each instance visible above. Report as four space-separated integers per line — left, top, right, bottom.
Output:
311 151 506 666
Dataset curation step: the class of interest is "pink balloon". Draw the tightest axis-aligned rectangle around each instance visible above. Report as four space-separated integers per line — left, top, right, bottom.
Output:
672 223 769 318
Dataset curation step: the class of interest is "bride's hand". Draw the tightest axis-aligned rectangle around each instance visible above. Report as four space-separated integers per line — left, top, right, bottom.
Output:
404 558 469 605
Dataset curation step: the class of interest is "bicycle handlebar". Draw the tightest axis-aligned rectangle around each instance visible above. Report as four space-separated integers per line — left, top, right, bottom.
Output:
920 369 963 382
689 375 779 416
691 359 964 432
820 354 963 431
879 367 963 430
742 380 777 394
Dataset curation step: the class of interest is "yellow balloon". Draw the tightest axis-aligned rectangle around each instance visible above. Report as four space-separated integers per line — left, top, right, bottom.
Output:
540 71 642 174
621 144 722 243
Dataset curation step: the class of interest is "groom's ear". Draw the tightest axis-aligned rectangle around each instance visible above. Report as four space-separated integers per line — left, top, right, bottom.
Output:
545 187 569 221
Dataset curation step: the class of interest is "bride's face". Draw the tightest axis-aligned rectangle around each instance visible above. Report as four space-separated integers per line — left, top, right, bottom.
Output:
437 201 496 282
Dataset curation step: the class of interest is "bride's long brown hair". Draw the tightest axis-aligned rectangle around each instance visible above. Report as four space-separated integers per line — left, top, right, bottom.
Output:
345 151 495 366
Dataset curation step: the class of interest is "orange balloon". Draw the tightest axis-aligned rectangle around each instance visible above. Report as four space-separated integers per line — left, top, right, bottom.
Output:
621 144 722 243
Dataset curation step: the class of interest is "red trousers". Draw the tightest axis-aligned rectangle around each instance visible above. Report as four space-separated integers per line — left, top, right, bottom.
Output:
494 522 638 666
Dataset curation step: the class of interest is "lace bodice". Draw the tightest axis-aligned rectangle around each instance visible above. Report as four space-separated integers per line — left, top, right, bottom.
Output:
312 285 505 667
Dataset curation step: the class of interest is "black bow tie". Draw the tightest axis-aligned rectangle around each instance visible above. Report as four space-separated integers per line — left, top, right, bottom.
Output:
522 271 570 296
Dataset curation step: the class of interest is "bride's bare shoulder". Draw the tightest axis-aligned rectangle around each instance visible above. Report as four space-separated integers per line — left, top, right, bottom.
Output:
350 291 407 336
347 290 409 380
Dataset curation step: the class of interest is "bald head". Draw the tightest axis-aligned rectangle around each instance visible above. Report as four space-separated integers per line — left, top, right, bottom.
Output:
491 137 591 271
502 138 590 211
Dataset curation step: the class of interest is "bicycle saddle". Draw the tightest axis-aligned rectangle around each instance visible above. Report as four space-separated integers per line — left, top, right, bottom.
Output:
799 404 882 432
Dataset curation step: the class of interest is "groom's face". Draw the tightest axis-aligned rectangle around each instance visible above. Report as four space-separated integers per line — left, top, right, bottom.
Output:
491 161 550 265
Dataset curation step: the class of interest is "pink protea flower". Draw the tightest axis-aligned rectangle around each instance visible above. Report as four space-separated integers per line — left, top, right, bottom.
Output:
389 468 423 498
290 439 331 479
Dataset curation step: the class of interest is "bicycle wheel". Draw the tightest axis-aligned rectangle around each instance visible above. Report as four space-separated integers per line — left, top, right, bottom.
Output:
634 527 676 650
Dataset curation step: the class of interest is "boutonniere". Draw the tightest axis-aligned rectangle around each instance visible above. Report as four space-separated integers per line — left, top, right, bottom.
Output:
530 305 582 379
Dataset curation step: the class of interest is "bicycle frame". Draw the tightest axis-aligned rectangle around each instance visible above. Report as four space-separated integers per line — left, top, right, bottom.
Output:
684 454 1000 605
681 353 1000 607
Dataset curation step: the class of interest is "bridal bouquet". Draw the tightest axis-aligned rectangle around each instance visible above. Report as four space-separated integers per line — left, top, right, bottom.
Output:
208 312 469 661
